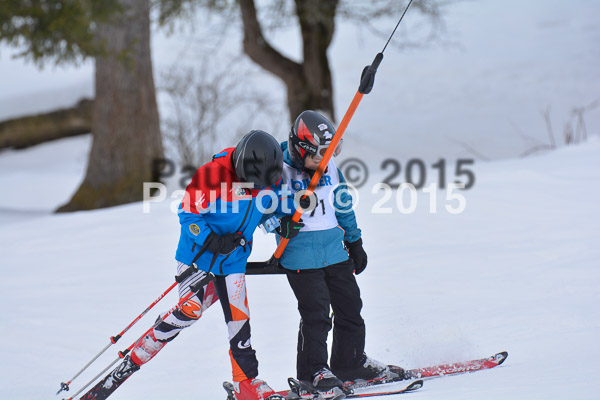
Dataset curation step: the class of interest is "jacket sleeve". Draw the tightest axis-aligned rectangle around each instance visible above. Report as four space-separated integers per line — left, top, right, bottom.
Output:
334 168 361 243
256 181 298 233
272 180 298 217
178 207 213 246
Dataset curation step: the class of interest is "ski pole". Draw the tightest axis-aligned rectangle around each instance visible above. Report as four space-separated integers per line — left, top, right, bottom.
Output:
64 272 215 400
271 0 414 262
57 264 198 395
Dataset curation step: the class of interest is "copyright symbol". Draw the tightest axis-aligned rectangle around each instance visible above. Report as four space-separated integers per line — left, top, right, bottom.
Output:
338 158 369 189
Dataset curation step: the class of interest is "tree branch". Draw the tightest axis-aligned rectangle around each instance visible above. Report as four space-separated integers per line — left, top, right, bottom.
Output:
238 0 302 84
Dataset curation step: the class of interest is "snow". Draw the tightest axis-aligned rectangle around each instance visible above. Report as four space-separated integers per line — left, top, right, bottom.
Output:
1 136 599 399
1 1 600 399
0 135 91 215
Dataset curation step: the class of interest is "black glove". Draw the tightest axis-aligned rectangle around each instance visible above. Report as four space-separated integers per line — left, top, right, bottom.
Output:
204 232 246 255
345 238 368 275
276 216 304 239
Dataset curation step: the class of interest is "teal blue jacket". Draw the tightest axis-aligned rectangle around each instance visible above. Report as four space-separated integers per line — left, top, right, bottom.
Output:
275 142 361 270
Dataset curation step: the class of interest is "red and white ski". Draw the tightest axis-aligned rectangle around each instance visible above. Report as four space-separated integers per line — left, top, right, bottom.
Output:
222 352 507 400
406 351 508 379
344 351 508 391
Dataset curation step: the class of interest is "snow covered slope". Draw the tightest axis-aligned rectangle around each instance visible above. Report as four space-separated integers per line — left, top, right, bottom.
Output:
1 1 599 398
0 136 599 399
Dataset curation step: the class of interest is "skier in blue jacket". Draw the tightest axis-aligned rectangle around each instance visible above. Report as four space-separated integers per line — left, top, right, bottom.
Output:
273 111 405 397
114 130 303 400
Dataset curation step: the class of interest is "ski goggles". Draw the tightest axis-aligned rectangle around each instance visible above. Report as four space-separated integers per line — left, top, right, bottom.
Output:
311 139 343 160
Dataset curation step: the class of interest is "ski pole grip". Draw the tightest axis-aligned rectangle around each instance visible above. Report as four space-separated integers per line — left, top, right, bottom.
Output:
358 52 384 94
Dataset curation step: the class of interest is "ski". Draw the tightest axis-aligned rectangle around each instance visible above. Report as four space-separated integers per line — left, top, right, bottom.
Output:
344 351 508 391
223 379 422 400
406 350 508 379
282 378 422 399
346 380 423 398
74 356 140 400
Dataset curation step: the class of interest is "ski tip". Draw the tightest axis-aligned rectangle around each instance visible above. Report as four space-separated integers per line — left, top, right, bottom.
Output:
495 351 509 365
406 380 424 391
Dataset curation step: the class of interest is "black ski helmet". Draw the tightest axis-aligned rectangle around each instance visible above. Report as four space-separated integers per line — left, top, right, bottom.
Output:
288 110 341 169
232 130 283 188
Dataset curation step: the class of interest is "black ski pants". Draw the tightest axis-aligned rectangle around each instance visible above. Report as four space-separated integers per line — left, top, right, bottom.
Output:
285 259 366 381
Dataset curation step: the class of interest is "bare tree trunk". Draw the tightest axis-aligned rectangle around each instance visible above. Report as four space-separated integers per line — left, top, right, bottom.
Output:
57 0 163 212
296 0 336 118
239 0 338 122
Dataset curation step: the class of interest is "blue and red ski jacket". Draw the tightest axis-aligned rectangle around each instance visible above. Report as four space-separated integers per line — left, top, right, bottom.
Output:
175 148 294 275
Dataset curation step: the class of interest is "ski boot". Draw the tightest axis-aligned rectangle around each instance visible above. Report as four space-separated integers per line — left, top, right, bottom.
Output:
79 355 140 400
130 329 167 365
223 378 285 400
334 354 406 383
288 377 346 400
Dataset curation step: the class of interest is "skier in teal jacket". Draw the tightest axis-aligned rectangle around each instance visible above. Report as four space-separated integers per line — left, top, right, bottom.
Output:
272 111 405 397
